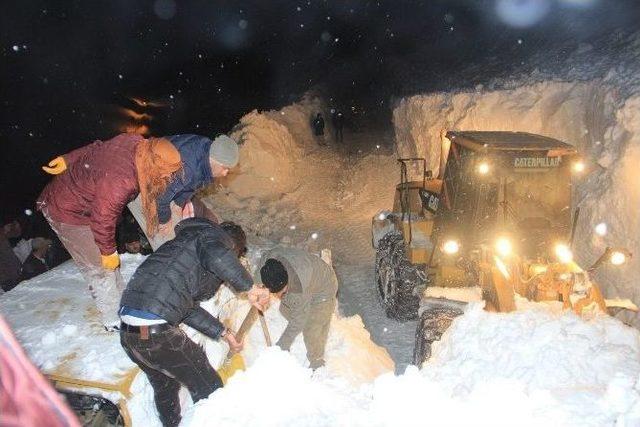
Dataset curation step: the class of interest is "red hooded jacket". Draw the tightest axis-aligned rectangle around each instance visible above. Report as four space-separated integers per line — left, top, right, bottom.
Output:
37 133 143 255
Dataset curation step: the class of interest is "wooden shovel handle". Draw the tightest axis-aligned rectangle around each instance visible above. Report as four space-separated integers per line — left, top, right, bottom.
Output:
258 311 272 347
236 306 259 341
234 306 272 346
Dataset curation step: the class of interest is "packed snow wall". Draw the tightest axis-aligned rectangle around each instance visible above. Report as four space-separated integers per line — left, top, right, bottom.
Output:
393 80 640 327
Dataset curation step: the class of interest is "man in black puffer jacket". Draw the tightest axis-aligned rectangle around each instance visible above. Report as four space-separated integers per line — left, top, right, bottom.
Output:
119 217 269 427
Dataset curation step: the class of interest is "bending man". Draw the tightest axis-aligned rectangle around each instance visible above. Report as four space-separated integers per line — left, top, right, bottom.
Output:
38 134 182 328
119 218 268 427
129 134 239 249
259 246 338 369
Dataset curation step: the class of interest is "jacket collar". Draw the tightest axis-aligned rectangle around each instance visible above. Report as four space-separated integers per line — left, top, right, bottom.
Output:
174 217 216 235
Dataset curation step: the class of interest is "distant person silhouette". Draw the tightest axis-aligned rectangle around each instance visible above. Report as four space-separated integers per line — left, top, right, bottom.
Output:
332 110 344 144
312 113 326 145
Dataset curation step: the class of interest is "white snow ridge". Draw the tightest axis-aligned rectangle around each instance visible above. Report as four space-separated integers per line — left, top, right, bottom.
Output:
184 302 640 427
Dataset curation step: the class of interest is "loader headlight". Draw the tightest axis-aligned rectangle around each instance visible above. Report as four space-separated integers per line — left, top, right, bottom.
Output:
495 237 513 257
477 161 490 175
442 239 460 255
554 243 573 264
594 222 607 236
572 160 585 173
588 247 632 272
610 250 627 266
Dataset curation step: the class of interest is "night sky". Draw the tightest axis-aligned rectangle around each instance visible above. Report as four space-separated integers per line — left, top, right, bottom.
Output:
2 0 639 215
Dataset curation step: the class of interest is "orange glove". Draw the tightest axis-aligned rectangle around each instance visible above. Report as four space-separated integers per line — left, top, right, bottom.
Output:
101 252 120 270
42 156 67 175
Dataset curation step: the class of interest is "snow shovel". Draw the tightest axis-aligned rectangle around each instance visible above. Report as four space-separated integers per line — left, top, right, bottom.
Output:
218 306 271 383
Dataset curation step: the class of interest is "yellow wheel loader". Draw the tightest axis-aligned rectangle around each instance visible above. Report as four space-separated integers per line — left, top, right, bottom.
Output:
372 131 631 365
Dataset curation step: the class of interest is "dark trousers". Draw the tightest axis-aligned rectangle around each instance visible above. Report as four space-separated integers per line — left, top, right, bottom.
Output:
335 127 343 143
120 327 223 427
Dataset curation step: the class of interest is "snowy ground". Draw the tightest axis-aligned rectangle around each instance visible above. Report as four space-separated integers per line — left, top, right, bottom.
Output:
0 249 392 426
3 253 639 426
184 299 640 427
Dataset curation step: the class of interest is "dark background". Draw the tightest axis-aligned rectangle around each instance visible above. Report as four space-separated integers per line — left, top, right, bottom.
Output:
2 0 639 217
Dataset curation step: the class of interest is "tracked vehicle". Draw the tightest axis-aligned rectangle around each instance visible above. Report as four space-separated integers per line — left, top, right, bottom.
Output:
372 131 628 364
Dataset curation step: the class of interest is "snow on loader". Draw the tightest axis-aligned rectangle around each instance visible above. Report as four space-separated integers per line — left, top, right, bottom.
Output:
372 131 633 365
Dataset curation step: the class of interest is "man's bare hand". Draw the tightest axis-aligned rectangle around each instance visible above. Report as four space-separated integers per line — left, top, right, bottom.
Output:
223 330 243 353
247 285 270 311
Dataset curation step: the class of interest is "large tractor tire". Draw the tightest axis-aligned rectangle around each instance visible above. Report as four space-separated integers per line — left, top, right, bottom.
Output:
375 231 424 321
413 302 464 366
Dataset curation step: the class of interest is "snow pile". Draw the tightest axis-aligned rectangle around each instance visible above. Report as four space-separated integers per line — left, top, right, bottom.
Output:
184 301 640 427
420 303 640 426
182 348 365 427
393 77 640 327
218 95 327 201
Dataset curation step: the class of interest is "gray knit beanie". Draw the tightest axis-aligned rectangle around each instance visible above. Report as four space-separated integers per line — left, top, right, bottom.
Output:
209 135 239 168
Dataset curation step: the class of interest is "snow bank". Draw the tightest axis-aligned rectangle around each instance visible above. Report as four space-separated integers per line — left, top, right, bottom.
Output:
393 79 640 328
184 301 640 427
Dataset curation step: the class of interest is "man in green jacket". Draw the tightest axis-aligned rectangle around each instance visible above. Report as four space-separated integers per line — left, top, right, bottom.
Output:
258 246 338 369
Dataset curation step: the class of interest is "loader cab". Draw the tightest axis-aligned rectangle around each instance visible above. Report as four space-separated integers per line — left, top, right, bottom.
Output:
435 131 578 262
373 130 580 321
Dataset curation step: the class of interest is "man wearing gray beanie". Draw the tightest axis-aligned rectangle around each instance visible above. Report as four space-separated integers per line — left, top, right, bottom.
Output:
128 134 240 249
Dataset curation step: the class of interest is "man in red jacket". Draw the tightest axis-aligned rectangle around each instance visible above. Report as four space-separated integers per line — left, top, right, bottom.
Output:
38 134 182 329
